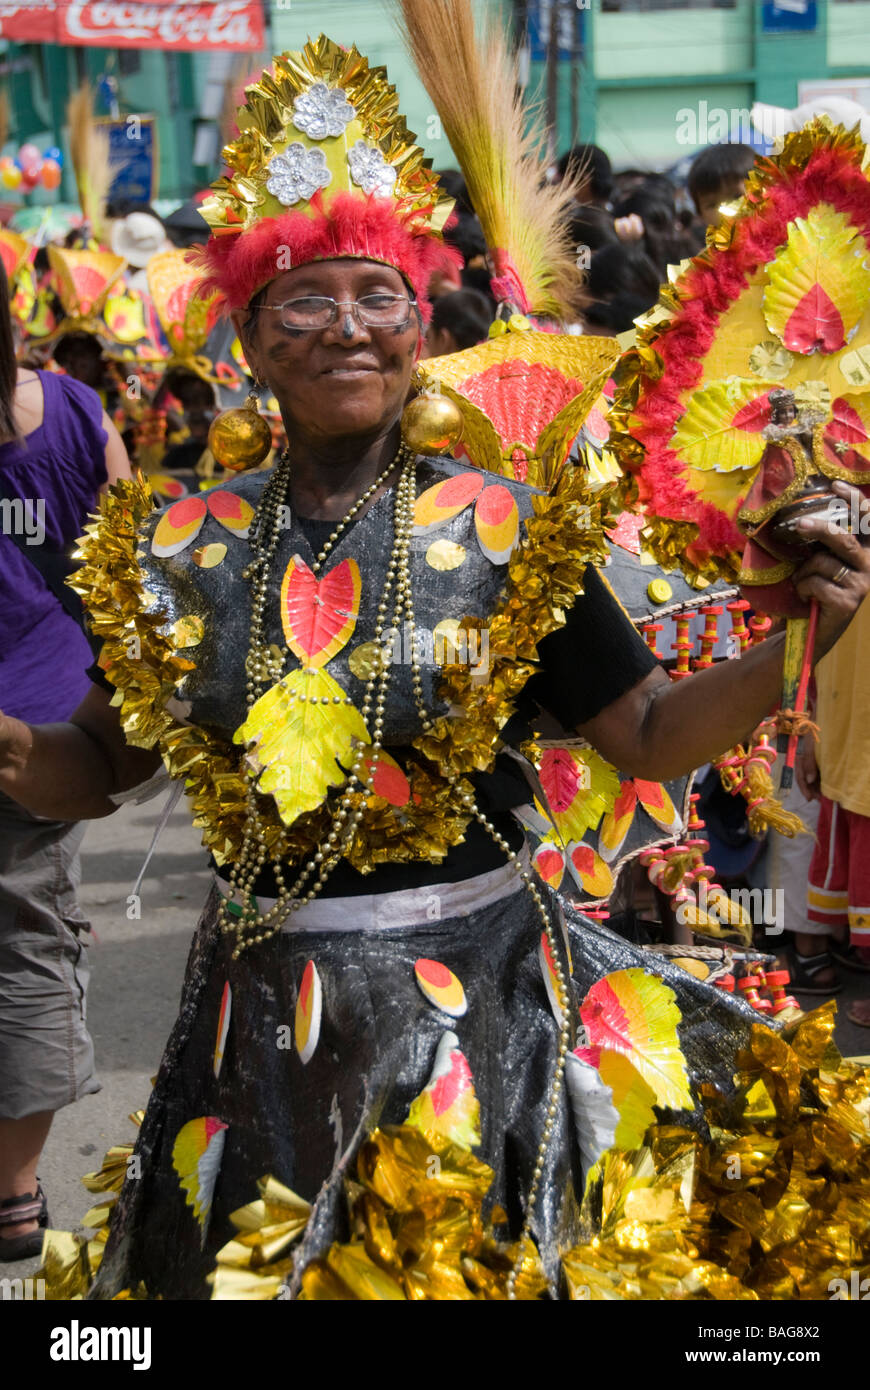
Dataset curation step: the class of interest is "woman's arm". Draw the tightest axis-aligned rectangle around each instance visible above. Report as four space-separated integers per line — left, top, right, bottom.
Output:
0 684 162 820
577 634 785 781
99 412 133 492
578 482 870 780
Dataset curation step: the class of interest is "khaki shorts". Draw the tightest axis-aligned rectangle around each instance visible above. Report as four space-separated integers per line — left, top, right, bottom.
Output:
0 791 99 1120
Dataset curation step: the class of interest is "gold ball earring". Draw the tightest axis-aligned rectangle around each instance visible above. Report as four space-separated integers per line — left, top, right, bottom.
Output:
207 385 273 472
400 388 464 456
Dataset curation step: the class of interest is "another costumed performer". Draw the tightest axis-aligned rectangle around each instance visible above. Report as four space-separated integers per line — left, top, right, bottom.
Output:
2 18 870 1299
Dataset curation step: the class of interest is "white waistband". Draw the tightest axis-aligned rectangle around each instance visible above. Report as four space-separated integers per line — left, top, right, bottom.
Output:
215 849 529 933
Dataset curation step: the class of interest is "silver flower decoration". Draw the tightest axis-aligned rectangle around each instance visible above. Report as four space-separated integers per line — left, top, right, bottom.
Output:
265 144 331 206
347 140 398 198
292 82 356 140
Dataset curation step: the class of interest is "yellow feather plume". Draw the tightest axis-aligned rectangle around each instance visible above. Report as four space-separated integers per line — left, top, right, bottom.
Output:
394 0 584 320
67 85 111 245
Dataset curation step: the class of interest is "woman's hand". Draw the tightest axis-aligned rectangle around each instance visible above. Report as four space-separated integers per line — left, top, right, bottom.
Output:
0 707 30 775
792 481 870 661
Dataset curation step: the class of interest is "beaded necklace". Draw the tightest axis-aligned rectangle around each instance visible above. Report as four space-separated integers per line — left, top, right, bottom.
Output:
222 437 571 1297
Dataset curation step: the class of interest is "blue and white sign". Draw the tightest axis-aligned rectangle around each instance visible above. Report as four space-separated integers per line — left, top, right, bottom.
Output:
99 115 157 205
761 1 817 34
526 0 586 62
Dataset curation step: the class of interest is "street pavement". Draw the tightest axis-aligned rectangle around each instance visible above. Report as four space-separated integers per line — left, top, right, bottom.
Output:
1 792 209 1284
2 792 869 1285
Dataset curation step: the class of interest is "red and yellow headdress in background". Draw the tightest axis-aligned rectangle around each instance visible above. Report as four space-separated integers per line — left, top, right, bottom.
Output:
148 248 222 382
46 245 127 340
197 35 459 320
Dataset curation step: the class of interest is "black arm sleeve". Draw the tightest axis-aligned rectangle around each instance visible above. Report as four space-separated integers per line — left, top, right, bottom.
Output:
524 563 661 730
86 660 115 696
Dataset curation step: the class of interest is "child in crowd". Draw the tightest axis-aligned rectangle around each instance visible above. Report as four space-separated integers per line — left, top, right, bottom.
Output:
687 142 756 227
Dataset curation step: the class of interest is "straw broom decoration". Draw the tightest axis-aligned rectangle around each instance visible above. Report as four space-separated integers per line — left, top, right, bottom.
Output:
67 85 112 246
394 0 584 320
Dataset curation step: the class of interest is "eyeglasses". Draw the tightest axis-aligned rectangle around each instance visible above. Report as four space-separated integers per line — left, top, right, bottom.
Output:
260 293 417 330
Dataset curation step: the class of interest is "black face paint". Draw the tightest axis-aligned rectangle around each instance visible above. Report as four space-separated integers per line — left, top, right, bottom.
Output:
341 314 355 340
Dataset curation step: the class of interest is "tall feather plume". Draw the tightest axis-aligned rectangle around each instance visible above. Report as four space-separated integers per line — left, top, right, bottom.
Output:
67 85 111 244
394 0 584 319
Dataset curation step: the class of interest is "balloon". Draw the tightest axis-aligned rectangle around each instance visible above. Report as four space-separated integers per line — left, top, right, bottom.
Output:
20 169 39 192
0 156 11 173
1 165 22 190
44 146 63 167
41 159 61 191
17 143 41 172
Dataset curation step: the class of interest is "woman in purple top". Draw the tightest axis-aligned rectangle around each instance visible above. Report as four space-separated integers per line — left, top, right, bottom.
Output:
0 266 130 1260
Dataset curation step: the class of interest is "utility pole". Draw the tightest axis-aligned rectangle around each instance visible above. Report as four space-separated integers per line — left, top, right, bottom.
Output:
545 0 560 165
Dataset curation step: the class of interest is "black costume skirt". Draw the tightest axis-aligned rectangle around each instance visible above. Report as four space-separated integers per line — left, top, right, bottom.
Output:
90 872 761 1300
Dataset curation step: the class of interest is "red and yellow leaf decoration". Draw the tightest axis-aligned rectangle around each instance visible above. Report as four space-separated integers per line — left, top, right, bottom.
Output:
413 471 483 533
206 490 254 537
533 839 566 890
612 120 870 575
280 556 361 669
414 958 467 1018
233 667 370 825
567 840 614 899
576 1047 659 1151
669 379 773 475
148 473 188 503
152 495 207 557
473 483 519 564
578 969 693 1113
359 749 411 807
537 746 620 844
407 1030 481 1150
213 981 232 1080
822 393 870 477
634 779 681 834
599 780 638 863
762 205 870 355
151 490 253 556
295 960 322 1065
172 1116 228 1244
538 930 563 1020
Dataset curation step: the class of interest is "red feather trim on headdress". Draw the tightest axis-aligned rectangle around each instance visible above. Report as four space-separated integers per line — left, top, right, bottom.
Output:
194 191 462 322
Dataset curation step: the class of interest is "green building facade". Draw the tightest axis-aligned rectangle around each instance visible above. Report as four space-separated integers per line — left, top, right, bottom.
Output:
1 0 870 203
535 0 870 168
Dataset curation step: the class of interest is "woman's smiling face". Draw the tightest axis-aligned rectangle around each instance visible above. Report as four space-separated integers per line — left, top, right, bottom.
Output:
233 258 421 446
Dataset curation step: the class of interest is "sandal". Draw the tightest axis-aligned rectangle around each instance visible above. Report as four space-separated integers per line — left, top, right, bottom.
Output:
0 1185 49 1262
789 949 842 996
847 1000 870 1028
830 940 870 973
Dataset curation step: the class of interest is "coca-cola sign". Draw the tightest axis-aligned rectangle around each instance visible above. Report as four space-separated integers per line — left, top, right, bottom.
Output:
0 3 56 42
0 1 265 49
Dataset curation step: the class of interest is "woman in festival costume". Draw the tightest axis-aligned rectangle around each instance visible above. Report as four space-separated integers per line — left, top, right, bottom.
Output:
2 30 870 1300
